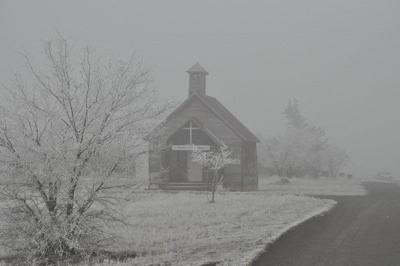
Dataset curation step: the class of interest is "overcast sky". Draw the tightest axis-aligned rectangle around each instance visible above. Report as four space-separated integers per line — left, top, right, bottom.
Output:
1 0 399 177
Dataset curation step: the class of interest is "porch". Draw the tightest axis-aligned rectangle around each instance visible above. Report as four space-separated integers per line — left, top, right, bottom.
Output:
148 181 211 191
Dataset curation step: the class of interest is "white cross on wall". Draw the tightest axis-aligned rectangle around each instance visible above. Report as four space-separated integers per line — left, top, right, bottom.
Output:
183 121 200 145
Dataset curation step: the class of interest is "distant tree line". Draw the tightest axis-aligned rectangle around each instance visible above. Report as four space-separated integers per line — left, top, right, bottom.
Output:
259 99 349 178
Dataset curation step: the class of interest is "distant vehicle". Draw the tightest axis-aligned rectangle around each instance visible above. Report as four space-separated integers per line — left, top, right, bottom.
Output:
375 172 393 181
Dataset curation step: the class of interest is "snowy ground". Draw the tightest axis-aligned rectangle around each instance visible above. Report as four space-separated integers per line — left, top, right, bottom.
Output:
86 191 335 266
258 175 366 196
0 176 364 265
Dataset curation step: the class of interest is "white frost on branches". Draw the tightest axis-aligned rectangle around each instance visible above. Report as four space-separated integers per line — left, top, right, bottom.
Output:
191 145 237 203
0 36 166 260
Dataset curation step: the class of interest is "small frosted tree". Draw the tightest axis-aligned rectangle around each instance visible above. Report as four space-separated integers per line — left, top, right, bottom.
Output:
0 36 166 261
192 145 236 203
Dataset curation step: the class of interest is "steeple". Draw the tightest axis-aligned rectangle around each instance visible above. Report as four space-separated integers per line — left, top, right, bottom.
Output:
187 62 208 97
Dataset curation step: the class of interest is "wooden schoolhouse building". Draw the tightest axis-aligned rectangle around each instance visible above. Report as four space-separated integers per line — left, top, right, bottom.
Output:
148 63 259 191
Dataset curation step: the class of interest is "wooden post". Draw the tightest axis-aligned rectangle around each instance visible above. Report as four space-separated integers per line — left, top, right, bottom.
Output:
211 169 217 203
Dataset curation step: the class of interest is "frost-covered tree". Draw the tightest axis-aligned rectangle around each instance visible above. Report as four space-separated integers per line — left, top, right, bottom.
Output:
192 146 236 203
284 98 308 130
260 99 348 178
0 36 165 261
324 145 350 177
259 135 291 177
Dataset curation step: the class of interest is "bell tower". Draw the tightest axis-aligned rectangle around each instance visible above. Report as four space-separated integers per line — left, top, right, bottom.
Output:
187 62 208 97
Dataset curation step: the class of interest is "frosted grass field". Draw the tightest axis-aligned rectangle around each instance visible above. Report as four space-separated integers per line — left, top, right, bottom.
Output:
0 177 358 266
1 175 365 265
0 175 359 265
91 191 335 266
258 176 366 196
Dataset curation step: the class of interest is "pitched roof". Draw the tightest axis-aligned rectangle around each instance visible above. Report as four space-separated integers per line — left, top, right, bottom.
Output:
203 96 260 143
186 62 208 74
166 94 259 143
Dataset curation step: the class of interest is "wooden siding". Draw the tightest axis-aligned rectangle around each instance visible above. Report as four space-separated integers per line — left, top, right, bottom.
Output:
223 164 242 190
240 142 258 191
222 142 259 191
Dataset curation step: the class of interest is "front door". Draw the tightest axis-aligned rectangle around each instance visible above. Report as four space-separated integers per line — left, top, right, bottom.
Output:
168 150 187 182
187 152 203 181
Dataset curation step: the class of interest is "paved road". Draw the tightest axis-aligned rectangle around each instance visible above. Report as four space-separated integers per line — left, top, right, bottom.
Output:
252 182 400 266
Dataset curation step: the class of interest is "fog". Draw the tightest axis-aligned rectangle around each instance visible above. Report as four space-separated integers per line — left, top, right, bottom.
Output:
1 0 399 177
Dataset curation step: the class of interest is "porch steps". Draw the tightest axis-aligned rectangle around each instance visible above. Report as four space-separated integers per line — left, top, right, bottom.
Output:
160 182 210 191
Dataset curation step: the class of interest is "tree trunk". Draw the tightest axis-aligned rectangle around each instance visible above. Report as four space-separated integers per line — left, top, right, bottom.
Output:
47 181 58 217
210 169 217 203
66 178 77 216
